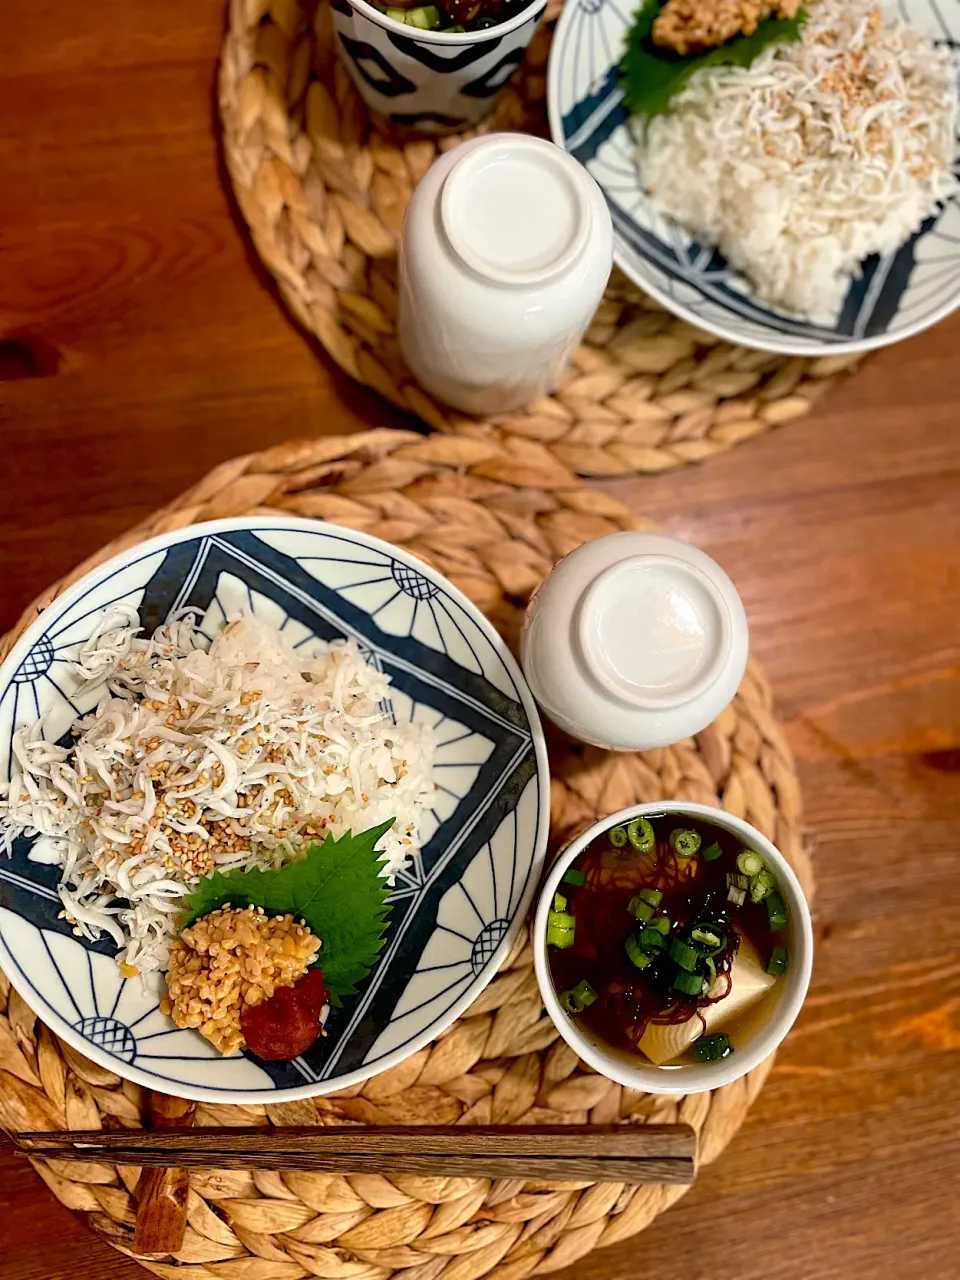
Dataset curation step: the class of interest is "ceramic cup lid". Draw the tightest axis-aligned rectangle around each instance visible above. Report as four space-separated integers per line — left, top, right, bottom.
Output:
519 530 750 752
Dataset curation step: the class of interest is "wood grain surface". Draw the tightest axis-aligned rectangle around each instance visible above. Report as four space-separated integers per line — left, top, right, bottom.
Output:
2 2 959 1279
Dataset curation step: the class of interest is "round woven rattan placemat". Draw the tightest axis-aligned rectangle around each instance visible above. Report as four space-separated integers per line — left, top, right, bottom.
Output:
0 430 812 1278
218 0 860 478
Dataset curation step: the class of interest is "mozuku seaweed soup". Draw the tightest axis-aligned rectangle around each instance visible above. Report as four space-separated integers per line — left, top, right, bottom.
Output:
547 813 789 1066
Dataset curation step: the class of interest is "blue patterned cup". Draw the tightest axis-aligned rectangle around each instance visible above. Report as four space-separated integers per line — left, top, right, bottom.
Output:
330 0 548 134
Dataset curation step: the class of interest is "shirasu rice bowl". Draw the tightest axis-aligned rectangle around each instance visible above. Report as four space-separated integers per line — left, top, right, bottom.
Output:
0 610 436 977
634 0 959 322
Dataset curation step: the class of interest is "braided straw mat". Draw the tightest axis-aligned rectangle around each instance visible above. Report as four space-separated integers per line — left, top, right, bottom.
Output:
0 431 812 1279
218 0 861 478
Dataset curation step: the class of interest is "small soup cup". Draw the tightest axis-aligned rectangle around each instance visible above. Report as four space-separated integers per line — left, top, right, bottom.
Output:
330 0 548 134
533 801 813 1095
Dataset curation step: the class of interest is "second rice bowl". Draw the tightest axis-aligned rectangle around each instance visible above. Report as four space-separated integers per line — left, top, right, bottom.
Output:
548 0 960 354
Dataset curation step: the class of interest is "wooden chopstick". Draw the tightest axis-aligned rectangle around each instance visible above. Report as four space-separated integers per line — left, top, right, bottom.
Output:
131 1091 196 1256
16 1123 696 1185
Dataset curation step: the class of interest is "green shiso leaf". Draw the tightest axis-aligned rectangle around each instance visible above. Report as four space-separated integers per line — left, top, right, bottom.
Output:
621 0 806 120
179 820 395 1005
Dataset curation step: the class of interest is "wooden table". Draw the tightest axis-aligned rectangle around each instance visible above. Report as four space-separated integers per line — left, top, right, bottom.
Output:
2 3 959 1278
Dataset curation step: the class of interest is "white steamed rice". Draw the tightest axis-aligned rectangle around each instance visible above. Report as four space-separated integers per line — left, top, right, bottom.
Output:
635 0 959 322
0 610 435 975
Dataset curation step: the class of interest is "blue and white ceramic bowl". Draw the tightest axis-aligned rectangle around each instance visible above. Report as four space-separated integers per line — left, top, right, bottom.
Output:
332 0 547 134
0 517 549 1102
548 0 960 354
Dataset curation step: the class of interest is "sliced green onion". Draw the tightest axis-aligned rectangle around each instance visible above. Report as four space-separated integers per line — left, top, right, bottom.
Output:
404 4 440 27
767 946 789 976
727 886 746 907
573 978 598 1006
627 895 667 924
691 927 721 949
625 934 653 969
553 892 567 913
668 938 700 971
651 915 671 935
726 872 749 891
547 910 575 931
669 828 701 857
692 1032 733 1062
766 892 788 931
609 825 628 848
705 955 717 986
638 926 667 951
702 840 724 862
627 817 656 853
563 868 586 887
546 910 576 949
694 929 726 958
627 896 655 923
559 978 598 1014
736 850 764 878
385 5 408 18
750 869 776 903
673 969 707 996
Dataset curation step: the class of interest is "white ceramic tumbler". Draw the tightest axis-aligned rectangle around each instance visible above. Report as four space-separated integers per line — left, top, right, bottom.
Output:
398 133 613 415
520 532 750 751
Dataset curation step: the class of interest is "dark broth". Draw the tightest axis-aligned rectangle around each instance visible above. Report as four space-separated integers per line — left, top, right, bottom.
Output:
547 813 788 1066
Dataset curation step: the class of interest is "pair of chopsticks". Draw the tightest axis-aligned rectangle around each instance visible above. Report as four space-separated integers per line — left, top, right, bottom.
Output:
15 1120 695 1255
16 1122 696 1182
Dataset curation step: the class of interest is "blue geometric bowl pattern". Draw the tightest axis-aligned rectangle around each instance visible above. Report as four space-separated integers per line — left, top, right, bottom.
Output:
0 518 549 1102
547 0 960 353
330 0 547 134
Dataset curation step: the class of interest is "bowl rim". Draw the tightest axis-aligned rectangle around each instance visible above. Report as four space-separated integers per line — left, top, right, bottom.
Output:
608 241 960 358
0 515 551 1103
532 800 814 1095
341 0 547 46
545 1 960 357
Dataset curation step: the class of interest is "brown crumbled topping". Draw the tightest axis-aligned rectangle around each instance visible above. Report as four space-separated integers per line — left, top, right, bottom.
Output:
652 0 802 57
161 905 321 1055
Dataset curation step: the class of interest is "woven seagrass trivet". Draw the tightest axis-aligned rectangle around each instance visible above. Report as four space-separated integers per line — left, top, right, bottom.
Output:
0 430 812 1279
217 0 861 477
